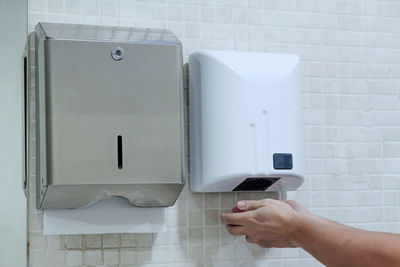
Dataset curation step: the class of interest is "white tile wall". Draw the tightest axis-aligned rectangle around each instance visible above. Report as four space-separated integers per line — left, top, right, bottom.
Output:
26 0 400 266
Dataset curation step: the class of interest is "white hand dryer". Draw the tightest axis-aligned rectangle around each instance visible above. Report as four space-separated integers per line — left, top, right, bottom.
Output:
189 50 304 192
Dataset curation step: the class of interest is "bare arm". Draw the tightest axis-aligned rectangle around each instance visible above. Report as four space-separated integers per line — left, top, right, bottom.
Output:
282 200 348 229
221 199 400 267
295 214 400 267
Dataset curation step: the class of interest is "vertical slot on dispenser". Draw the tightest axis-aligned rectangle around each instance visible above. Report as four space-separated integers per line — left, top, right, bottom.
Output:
23 56 28 190
117 135 123 169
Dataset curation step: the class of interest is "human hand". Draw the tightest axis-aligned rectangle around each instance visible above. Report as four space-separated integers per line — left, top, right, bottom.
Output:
281 200 312 217
221 199 305 248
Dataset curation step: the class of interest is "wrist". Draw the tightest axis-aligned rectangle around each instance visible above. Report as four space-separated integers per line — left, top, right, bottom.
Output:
290 213 312 247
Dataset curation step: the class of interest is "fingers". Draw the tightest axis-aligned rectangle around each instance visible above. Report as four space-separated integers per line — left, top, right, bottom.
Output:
226 225 246 236
236 199 266 211
231 207 242 213
281 200 300 209
220 212 249 226
280 200 310 216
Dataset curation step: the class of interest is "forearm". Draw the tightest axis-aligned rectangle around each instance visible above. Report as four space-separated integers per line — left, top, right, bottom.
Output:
293 215 400 267
283 200 349 229
307 213 350 229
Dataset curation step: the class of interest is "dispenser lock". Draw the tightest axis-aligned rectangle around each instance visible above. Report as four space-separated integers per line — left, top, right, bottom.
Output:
111 46 125 61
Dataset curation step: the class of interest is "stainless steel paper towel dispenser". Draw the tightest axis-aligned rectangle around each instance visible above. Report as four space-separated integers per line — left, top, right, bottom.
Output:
31 23 186 209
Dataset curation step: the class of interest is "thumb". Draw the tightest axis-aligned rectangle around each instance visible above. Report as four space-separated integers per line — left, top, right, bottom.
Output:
236 200 265 211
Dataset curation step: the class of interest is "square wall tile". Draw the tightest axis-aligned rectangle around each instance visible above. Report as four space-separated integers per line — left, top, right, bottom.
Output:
27 1 400 266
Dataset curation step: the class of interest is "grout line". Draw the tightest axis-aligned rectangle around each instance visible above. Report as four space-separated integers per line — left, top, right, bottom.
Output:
25 1 400 266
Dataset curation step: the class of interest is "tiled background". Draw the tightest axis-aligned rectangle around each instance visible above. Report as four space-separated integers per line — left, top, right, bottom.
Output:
26 0 400 266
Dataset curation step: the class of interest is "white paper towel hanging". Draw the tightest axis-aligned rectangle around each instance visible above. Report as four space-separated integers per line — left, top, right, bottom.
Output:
43 197 167 235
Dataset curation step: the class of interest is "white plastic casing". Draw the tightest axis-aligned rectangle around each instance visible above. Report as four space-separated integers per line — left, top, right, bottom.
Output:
189 50 304 192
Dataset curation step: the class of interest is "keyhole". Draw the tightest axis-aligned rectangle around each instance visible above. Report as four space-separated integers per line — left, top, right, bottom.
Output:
111 46 125 61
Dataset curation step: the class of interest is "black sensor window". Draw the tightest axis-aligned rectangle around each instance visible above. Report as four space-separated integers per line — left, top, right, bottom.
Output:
273 153 293 170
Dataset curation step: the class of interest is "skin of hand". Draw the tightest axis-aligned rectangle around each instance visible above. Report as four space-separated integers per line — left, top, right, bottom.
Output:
282 200 348 228
222 199 400 267
221 198 304 248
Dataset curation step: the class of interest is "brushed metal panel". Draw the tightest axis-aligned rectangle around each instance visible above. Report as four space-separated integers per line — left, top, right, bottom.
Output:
45 40 183 185
41 184 185 209
38 22 180 44
34 23 186 209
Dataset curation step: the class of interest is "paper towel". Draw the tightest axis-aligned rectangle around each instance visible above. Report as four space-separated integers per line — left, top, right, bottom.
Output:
43 197 167 235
